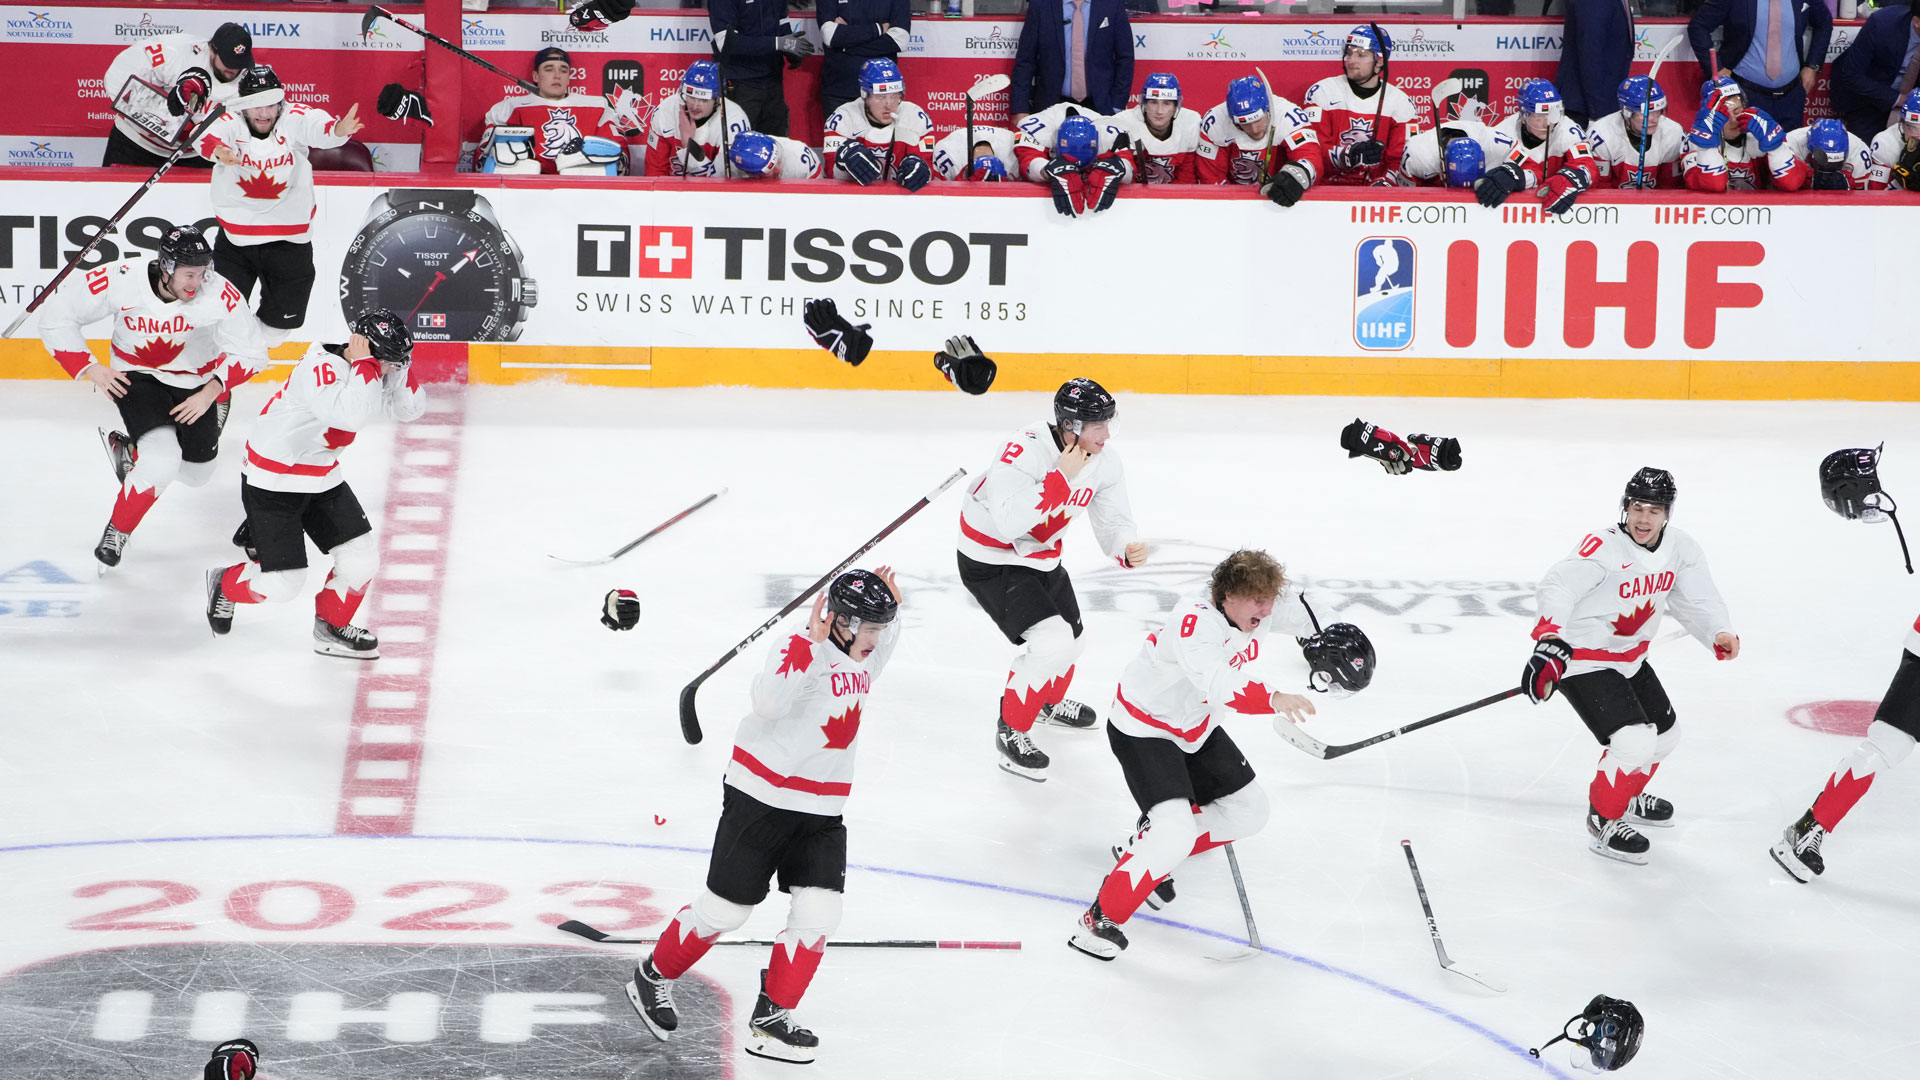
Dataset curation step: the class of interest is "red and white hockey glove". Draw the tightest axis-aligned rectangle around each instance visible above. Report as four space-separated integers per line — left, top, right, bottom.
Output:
1536 166 1590 217
568 0 634 31
204 1039 258 1080
1084 156 1126 214
169 67 212 117
1340 418 1415 475
1524 637 1573 704
1405 433 1463 472
601 588 641 631
1041 156 1086 218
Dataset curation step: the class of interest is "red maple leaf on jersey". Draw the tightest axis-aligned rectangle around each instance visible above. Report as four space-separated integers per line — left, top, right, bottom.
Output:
1611 602 1656 637
351 358 382 385
322 427 357 450
123 337 186 369
1531 616 1563 641
822 700 862 749
1036 470 1072 513
1226 681 1275 714
1029 512 1069 543
776 634 815 677
234 170 287 200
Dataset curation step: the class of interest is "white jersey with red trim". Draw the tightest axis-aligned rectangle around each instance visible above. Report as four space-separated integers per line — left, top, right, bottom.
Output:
478 91 636 174
644 97 751 179
824 99 936 182
723 617 903 816
931 125 1018 181
1196 93 1322 185
37 258 266 392
1532 524 1732 678
1109 592 1317 752
1490 113 1597 188
957 421 1137 572
197 104 349 246
1014 103 1136 182
746 135 824 179
1585 111 1688 189
1303 75 1416 185
1682 129 1793 191
103 32 243 156
1111 105 1202 184
1400 120 1502 185
243 343 427 494
1779 125 1873 191
1867 123 1916 189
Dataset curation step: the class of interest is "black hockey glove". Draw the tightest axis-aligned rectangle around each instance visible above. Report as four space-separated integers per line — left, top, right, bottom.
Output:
1084 156 1126 214
1537 166 1590 217
204 1039 259 1080
1474 161 1526 208
1336 140 1385 169
1811 166 1850 191
378 83 434 127
802 298 873 366
934 334 997 395
1405 432 1463 472
1340 418 1416 475
895 153 932 193
1041 156 1085 217
1523 637 1573 704
1263 161 1311 207
838 141 884 186
169 67 213 117
567 0 635 31
601 588 640 631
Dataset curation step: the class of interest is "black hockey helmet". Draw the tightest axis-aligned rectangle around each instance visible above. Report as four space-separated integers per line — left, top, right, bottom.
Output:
1054 377 1117 433
203 1038 259 1080
233 64 285 113
1300 622 1375 694
828 569 897 628
1530 995 1643 1072
1622 466 1676 510
352 307 413 366
1820 445 1913 573
156 225 213 275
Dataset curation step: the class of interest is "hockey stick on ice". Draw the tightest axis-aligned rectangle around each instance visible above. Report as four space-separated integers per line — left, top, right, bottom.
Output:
557 919 1020 950
363 6 539 95
548 488 726 566
1273 686 1523 761
1401 840 1505 992
676 466 967 744
1203 842 1264 962
3 107 226 340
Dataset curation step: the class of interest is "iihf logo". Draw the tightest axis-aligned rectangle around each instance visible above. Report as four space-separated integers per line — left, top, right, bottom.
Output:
1352 237 1414 352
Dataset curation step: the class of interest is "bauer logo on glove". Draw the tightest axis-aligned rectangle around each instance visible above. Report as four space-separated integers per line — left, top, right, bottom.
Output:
933 335 996 395
1340 418 1462 475
802 298 873 367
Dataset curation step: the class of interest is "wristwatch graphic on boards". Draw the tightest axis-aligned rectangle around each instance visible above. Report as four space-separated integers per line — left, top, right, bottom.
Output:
339 189 538 343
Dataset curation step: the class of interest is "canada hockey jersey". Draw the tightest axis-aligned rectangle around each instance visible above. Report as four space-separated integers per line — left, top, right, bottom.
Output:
645 96 752 179
39 258 265 392
196 104 349 245
1196 93 1322 186
1490 113 1597 189
1110 591 1317 751
1111 104 1202 184
1013 102 1135 182
477 91 637 174
1867 123 1917 190
723 616 903 816
932 125 1019 181
1585 111 1688 189
1400 121 1504 185
823 99 936 182
1532 524 1732 678
1303 75 1416 185
244 343 425 494
102 32 243 156
1775 125 1873 191
957 420 1137 572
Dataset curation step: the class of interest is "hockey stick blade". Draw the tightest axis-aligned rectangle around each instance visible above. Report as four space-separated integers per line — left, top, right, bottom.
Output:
1273 686 1523 760
1402 840 1505 993
1442 960 1507 993
556 918 1018 950
1204 841 1262 962
966 73 1011 101
548 488 726 565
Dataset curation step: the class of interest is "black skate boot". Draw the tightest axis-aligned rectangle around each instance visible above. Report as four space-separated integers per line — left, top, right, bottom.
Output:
1038 698 1098 729
995 718 1049 782
1067 900 1129 961
94 522 130 572
1111 843 1176 910
205 567 235 636
1587 805 1651 865
314 617 380 659
1624 791 1674 828
1770 809 1827 884
623 958 678 1041
746 968 819 1064
232 519 258 563
98 427 135 484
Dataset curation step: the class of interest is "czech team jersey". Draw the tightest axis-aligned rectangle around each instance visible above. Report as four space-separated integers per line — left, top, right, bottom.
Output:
1110 591 1317 751
1303 75 1416 185
1490 113 1597 189
1196 92 1323 186
1533 524 1733 678
1400 120 1504 185
478 91 637 174
957 420 1137 572
1110 105 1202 184
644 97 752 179
823 99 936 182
38 258 265 392
1585 111 1688 188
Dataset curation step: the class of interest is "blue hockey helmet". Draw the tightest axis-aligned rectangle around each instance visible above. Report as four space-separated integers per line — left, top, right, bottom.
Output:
682 59 720 101
1904 88 1920 131
1140 71 1181 105
729 131 777 176
1810 117 1849 162
1346 24 1392 58
1616 76 1666 116
1226 75 1268 124
1056 114 1100 165
1443 136 1486 187
1702 75 1745 118
1517 79 1563 118
860 57 905 97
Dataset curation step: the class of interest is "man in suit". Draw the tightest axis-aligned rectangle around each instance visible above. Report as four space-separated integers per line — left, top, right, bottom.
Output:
1689 0 1832 132
1831 5 1920 143
819 0 912 123
1556 0 1635 129
1011 0 1135 122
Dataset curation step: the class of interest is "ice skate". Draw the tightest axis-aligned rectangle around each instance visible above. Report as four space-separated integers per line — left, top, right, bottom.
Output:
1623 791 1674 828
1038 698 1097 729
205 567 234 636
995 718 1048 781
623 958 677 1041
745 969 818 1064
1770 810 1826 884
98 427 135 484
94 522 130 573
1587 806 1651 865
313 616 379 659
1067 900 1128 961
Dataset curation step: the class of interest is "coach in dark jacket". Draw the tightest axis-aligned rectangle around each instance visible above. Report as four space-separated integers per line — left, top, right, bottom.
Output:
820 0 912 121
1010 0 1134 119
1555 0 1635 128
1688 0 1832 131
710 0 815 137
1831 5 1920 142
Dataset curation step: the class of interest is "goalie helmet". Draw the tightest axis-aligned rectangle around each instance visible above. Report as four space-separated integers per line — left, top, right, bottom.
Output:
156 225 213 275
1054 377 1116 433
1530 996 1644 1072
352 307 413 366
1300 622 1375 694
233 65 285 112
828 569 897 630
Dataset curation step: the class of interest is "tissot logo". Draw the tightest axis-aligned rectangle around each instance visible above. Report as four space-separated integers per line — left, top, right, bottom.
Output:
578 225 1028 286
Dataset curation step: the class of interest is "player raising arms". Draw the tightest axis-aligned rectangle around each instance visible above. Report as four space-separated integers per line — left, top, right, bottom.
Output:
958 379 1145 782
617 569 904 1065
1522 468 1739 864
37 226 267 572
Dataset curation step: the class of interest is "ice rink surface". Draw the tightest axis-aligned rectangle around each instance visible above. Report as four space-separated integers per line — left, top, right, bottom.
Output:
3 380 1918 1080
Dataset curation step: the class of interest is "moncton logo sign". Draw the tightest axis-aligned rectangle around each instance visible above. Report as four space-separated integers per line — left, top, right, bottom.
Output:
1187 28 1246 60
343 23 406 50
114 13 184 38
4 10 74 40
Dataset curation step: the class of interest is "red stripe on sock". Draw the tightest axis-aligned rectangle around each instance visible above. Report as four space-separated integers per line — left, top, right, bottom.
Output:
1812 768 1876 831
1095 855 1167 925
108 482 159 533
1001 664 1074 733
650 908 720 980
765 935 825 1010
220 562 266 604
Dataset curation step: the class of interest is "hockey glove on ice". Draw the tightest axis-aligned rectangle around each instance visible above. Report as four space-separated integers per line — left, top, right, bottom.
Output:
601 588 640 631
1340 418 1416 475
1041 156 1086 217
1537 166 1591 217
169 67 213 117
1264 161 1312 207
568 0 635 31
838 141 885 186
895 153 933 192
934 334 997 395
378 83 434 127
204 1039 258 1080
1524 637 1573 704
802 298 873 366
1474 161 1527 207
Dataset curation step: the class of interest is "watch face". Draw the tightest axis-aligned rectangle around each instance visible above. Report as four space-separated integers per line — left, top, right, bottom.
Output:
340 206 526 342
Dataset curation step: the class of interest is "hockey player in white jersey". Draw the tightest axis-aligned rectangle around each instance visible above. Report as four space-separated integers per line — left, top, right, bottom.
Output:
1400 82 1501 187
1522 468 1739 864
37 226 267 571
1112 73 1201 184
823 58 935 192
1682 78 1795 192
101 22 253 166
614 568 904 1065
644 60 751 179
1478 79 1598 215
1587 76 1687 189
1014 107 1136 217
931 124 1018 181
958 379 1146 781
1304 25 1416 186
196 65 360 338
1068 550 1373 959
1197 74 1323 207
1867 88 1920 191
1777 118 1874 191
728 131 823 179
204 309 425 658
